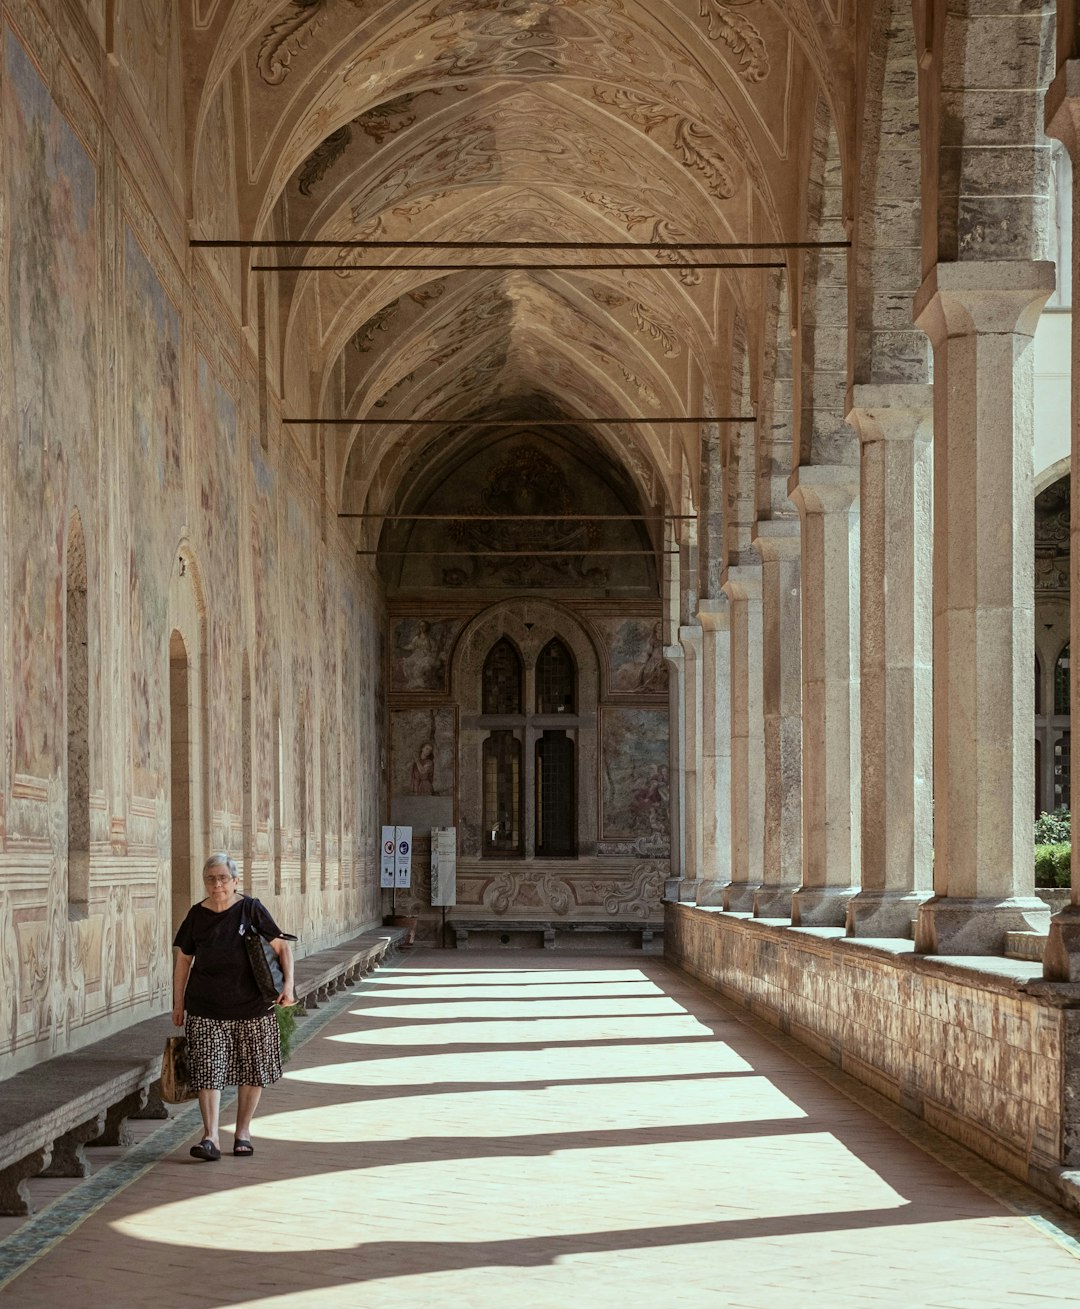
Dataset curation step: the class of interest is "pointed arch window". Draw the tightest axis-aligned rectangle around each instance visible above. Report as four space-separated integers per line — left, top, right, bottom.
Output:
483 638 522 714
536 731 576 857
1055 644 1071 716
483 731 522 856
536 638 575 714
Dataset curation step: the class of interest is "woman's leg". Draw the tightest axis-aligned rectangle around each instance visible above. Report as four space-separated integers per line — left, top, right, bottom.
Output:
197 1087 221 1145
235 1084 262 1142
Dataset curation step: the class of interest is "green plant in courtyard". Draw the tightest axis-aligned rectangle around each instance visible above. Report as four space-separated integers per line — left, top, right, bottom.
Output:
1034 842 1072 888
1034 807 1071 845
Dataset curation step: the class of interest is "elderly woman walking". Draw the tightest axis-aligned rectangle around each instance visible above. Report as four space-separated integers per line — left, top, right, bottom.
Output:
172 853 294 1160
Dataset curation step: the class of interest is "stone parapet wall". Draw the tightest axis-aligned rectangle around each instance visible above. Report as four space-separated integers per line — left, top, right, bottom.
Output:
666 903 1080 1204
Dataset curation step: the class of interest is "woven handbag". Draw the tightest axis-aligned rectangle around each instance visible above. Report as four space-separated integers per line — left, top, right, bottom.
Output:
160 1035 197 1103
240 895 296 1002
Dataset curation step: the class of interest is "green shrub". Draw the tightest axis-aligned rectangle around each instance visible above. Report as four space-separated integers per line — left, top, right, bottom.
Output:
275 1002 300 1061
1034 842 1071 888
1034 807 1071 845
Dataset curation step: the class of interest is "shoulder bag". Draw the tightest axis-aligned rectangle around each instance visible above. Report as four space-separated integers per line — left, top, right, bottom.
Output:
240 895 297 1003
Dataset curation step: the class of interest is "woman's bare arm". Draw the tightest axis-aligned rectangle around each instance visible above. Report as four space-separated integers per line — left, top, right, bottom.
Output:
172 951 193 1026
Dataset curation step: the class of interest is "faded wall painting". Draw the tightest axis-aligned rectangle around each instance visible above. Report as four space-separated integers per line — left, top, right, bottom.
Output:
596 617 668 694
601 708 670 853
391 708 456 798
384 433 655 595
5 31 99 780
125 225 181 796
391 617 459 692
196 353 239 811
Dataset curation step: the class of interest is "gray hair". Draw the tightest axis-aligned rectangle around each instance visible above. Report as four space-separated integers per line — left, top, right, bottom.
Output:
202 852 238 880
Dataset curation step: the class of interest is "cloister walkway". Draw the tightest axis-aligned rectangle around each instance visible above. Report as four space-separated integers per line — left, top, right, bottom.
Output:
1 953 1078 1308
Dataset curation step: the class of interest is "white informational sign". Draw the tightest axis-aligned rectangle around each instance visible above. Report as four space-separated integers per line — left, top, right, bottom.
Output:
430 827 457 907
380 827 397 889
394 825 413 889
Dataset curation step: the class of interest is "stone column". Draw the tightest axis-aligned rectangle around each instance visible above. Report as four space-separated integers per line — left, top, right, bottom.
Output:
846 385 935 938
678 623 704 898
1044 66 1080 979
752 521 803 918
663 642 690 901
695 599 732 905
721 566 764 910
787 464 861 925
913 260 1054 954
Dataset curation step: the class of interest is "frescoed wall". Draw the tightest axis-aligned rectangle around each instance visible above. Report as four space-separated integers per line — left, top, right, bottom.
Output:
0 22 386 1077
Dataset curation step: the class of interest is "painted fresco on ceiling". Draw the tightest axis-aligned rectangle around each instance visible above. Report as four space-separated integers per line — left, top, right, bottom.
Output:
601 707 670 852
5 30 99 780
125 225 181 797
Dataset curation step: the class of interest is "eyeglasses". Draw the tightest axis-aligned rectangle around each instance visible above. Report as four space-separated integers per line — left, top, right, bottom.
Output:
204 874 235 885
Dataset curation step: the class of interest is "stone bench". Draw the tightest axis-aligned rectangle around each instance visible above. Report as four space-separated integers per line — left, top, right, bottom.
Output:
450 918 661 951
0 925 404 1215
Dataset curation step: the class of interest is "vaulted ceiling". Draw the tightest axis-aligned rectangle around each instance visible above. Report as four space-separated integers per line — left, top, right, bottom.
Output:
185 1 857 548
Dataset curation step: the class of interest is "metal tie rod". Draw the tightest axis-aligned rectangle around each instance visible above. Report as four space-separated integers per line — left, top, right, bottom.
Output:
193 238 849 250
254 260 783 272
357 549 679 556
339 513 696 521
288 416 752 426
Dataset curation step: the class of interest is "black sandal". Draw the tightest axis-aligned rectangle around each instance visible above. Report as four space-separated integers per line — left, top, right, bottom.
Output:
232 1138 254 1157
189 1138 221 1162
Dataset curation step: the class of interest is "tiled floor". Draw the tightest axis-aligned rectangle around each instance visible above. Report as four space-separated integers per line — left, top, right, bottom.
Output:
2 952 1079 1307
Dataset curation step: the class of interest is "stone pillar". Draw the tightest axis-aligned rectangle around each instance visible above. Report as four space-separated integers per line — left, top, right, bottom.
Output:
721 566 764 910
787 464 861 925
913 260 1054 954
679 623 704 898
846 385 935 938
663 642 690 901
752 521 803 918
1044 66 1080 979
695 599 733 905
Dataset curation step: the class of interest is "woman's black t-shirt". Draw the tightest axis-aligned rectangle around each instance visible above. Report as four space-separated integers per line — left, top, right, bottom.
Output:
173 897 284 1021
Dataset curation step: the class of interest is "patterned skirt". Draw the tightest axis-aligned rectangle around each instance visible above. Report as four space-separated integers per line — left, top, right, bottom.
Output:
185 1012 282 1089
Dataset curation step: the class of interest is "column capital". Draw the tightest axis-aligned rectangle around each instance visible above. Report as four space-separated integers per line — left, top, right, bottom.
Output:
721 562 762 603
1045 59 1080 155
913 260 1055 344
696 596 731 632
678 623 703 657
787 463 859 516
846 384 934 448
662 644 684 664
752 518 801 562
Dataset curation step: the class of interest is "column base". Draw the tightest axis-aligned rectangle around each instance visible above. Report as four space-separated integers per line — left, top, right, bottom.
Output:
914 896 1051 955
723 882 762 912
752 885 799 919
695 880 730 907
845 890 931 940
664 878 701 904
1042 905 1080 981
791 887 857 928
